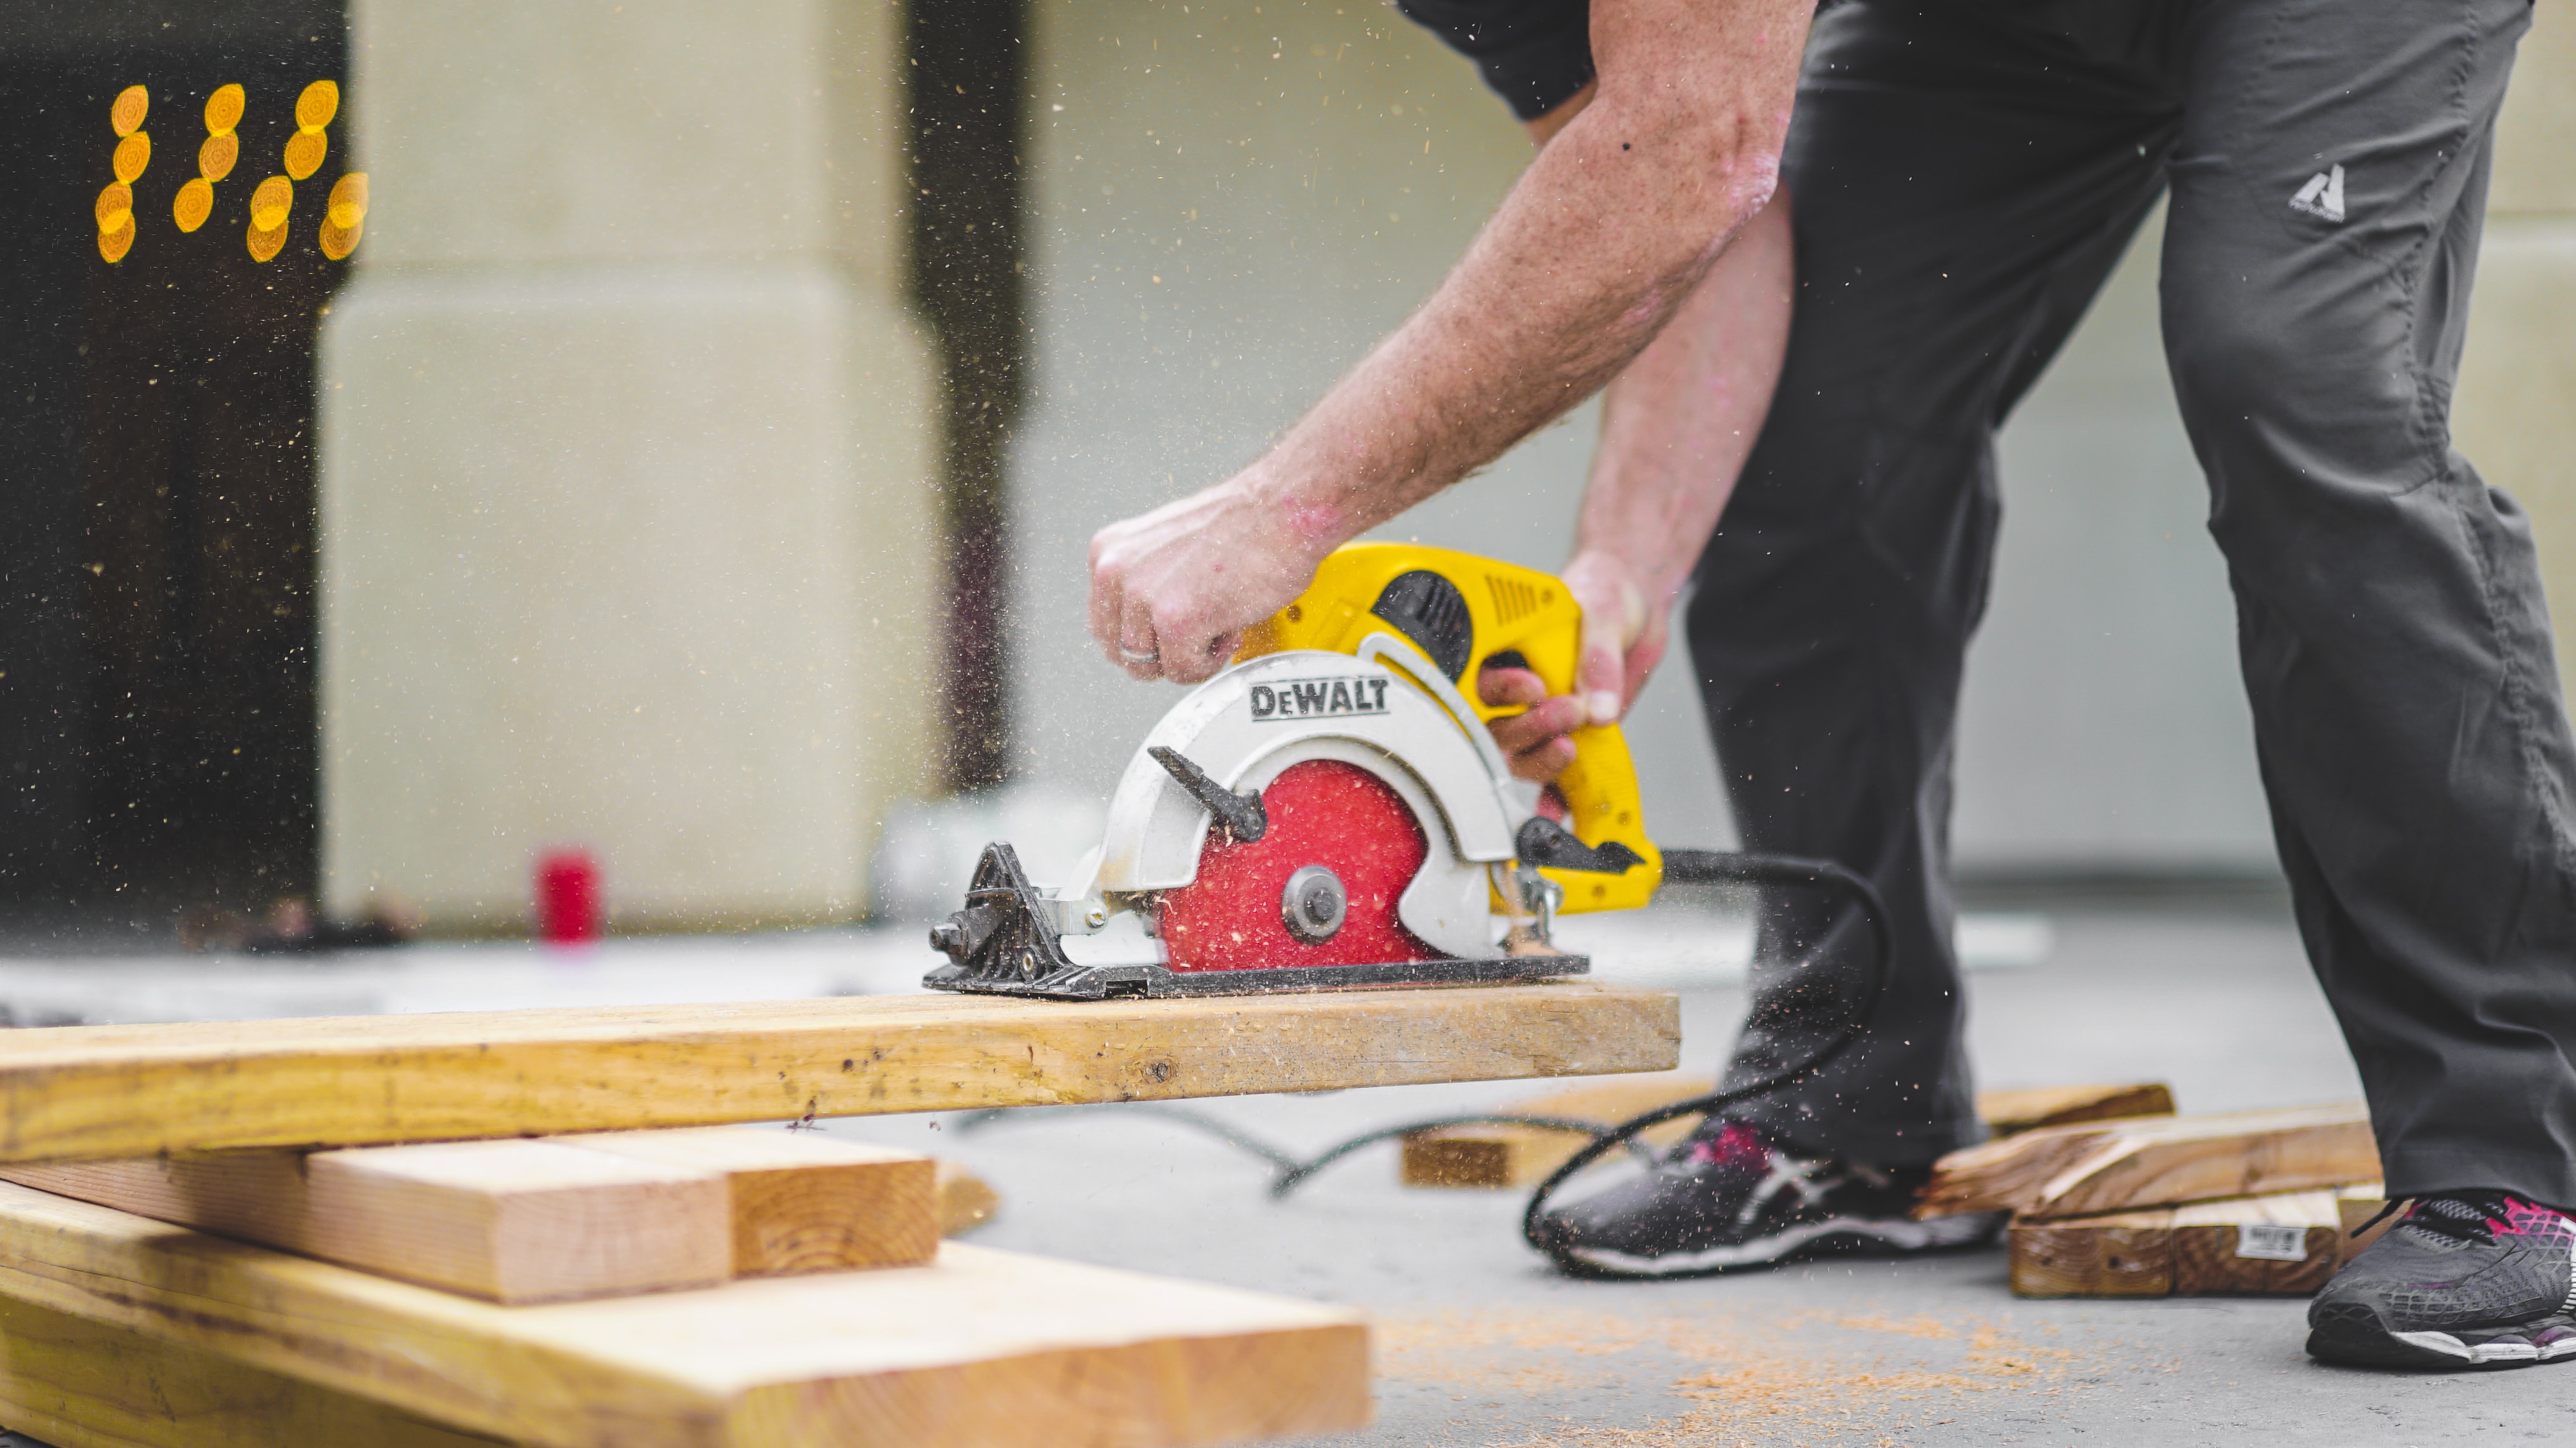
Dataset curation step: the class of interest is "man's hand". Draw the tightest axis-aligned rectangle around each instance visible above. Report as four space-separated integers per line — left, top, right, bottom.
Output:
1478 550 1667 784
1081 0 1808 689
1087 478 1329 683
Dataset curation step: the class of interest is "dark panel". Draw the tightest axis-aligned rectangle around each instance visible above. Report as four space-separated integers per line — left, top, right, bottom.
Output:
0 3 347 924
907 0 1029 792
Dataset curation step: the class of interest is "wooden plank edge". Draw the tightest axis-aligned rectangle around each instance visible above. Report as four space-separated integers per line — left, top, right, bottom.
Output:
0 981 1681 1165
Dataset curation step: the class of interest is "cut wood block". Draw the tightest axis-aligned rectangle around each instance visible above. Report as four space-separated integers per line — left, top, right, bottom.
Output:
0 1181 1369 1448
0 980 1677 1164
1920 1104 2378 1220
2008 1208 2175 1298
2009 1187 2374 1298
935 1158 998 1236
0 1139 729 1303
0 1290 507 1448
1399 1075 2176 1190
1977 1082 2176 1135
559 1126 937 1274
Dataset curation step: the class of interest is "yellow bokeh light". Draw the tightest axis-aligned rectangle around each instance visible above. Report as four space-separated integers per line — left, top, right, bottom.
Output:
112 131 150 184
319 216 362 261
100 216 135 264
246 218 287 263
327 172 369 228
204 83 244 136
174 177 214 233
295 79 338 131
199 131 238 183
95 182 133 232
283 127 328 181
110 85 148 138
249 175 293 233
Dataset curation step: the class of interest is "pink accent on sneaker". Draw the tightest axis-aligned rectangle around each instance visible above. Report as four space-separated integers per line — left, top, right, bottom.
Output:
1686 1122 1773 1169
2496 1196 2576 1239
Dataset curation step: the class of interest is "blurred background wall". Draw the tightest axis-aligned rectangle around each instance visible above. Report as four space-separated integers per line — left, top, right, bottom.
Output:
4 1 2570 934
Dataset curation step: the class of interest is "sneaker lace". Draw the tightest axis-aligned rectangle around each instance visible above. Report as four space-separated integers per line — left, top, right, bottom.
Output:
2392 1191 2521 1248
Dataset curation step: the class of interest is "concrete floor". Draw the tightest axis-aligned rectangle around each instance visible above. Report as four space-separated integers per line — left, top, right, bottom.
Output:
2 893 2570 1445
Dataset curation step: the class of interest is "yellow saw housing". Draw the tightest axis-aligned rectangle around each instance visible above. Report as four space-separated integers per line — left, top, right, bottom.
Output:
1235 542 1663 915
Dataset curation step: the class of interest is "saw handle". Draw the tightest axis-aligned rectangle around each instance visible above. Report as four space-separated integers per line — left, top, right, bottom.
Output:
1238 542 1662 912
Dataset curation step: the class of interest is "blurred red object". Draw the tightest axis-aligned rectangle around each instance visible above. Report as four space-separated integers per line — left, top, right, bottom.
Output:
535 849 602 944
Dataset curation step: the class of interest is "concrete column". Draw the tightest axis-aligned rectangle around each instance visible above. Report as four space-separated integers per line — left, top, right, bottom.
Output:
2456 13 2576 691
320 0 938 931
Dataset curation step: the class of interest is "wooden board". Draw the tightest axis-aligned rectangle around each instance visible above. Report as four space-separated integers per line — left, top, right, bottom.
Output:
559 1127 938 1274
1977 1082 2176 1135
0 1139 730 1303
0 1181 1370 1448
2009 1187 2373 1298
0 1290 508 1448
0 981 1676 1165
1920 1104 2378 1220
1400 1076 2175 1190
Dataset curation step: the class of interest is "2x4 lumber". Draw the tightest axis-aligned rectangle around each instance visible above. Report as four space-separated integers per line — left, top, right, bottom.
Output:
0 1182 1369 1448
1919 1104 2378 1220
2008 1187 2373 1298
0 1290 507 1448
0 980 1678 1165
558 1126 937 1274
1977 1082 2176 1135
0 1140 729 1304
1400 1077 2176 1190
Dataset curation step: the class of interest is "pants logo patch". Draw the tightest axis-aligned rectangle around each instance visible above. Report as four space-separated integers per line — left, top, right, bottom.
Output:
2290 164 2346 222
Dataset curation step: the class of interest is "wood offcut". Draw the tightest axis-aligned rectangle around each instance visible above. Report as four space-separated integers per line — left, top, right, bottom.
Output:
1402 1078 2176 1190
1919 1104 2378 1220
2009 1186 2384 1298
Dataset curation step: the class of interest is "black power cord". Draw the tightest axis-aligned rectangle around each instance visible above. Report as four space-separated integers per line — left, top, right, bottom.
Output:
1518 847 1893 1279
953 846 1892 1278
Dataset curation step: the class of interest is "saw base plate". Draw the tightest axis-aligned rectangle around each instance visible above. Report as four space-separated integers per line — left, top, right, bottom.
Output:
924 951 1590 1001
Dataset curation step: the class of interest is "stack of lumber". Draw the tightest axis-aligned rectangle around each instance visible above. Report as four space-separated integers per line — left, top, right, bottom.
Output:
0 979 1679 1447
1401 1078 2175 1189
1915 1102 2388 1299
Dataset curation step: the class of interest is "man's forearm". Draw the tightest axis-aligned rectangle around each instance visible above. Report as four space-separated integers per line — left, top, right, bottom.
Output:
1239 0 1811 558
1575 190 1795 614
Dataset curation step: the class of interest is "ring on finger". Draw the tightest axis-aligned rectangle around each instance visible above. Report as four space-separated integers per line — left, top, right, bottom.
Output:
1120 644 1160 665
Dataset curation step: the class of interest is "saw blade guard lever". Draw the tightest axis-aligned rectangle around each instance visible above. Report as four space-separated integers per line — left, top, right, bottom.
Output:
1147 745 1267 843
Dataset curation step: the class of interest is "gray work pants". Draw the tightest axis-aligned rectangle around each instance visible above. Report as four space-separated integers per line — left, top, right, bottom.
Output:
1696 0 2576 1202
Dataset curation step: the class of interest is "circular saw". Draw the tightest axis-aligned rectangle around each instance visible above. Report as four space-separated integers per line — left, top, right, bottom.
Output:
925 543 1667 999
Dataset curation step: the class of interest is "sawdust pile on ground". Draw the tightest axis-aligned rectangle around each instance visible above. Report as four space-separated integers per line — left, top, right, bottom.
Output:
1375 1305 2078 1446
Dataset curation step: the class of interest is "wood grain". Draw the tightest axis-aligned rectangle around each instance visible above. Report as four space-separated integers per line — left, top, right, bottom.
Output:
0 1182 1370 1448
0 1140 729 1303
559 1126 937 1274
0 981 1677 1165
1401 1076 2176 1190
0 1291 505 1448
1976 1083 2175 1135
2009 1187 2373 1298
1922 1105 2378 1220
2008 1210 2174 1298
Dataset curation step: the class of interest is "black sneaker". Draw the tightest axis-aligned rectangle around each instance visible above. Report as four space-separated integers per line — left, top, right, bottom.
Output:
2307 1191 2576 1369
1530 1119 2002 1277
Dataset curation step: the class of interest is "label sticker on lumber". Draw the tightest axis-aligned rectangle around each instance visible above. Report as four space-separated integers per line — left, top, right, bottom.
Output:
2235 1224 2309 1262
